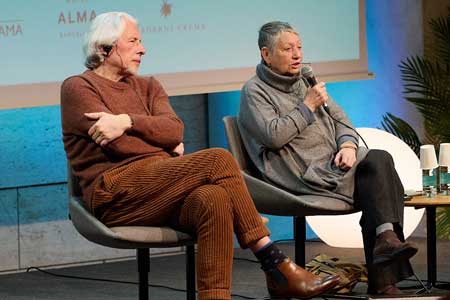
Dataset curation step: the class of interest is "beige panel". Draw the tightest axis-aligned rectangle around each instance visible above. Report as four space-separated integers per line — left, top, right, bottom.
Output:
0 189 19 272
0 69 374 110
0 226 19 271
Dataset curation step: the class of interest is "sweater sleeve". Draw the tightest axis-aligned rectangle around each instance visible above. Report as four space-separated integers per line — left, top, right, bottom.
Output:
60 76 161 159
127 77 183 148
239 84 314 150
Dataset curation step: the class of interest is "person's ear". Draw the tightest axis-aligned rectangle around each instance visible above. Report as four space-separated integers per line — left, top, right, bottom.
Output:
261 47 271 65
102 45 113 56
98 44 113 58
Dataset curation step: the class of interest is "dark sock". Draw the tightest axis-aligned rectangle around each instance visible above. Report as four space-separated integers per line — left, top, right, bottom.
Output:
254 242 288 271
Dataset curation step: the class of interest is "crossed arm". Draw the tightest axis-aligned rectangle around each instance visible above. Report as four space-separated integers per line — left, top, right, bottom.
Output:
84 111 184 156
61 76 184 158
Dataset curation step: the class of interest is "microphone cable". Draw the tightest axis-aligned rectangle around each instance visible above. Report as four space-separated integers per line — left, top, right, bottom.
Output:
301 65 369 150
23 238 314 300
323 108 369 150
26 266 257 299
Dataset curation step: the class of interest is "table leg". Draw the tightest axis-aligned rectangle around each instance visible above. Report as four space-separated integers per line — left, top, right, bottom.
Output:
426 207 437 287
294 216 306 267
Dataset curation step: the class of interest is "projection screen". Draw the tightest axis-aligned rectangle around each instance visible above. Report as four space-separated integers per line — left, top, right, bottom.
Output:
0 0 370 109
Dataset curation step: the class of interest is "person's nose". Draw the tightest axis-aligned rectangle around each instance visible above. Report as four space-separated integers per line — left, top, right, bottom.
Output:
138 43 146 55
293 48 301 59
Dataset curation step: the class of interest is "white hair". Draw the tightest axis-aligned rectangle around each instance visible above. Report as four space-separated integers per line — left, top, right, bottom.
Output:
83 12 138 70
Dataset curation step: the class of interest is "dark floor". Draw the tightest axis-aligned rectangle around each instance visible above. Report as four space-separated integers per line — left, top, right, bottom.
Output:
0 237 449 300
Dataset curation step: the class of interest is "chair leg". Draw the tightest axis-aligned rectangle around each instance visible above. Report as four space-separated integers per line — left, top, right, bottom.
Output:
137 248 150 300
293 216 306 267
186 245 196 300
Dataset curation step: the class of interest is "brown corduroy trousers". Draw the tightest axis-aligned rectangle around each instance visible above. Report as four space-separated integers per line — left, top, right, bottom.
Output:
91 148 270 300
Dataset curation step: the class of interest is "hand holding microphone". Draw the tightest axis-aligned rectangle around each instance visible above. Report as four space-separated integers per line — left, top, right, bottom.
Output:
300 66 370 150
301 66 330 114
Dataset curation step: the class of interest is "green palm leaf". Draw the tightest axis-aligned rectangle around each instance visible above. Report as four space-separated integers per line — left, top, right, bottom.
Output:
386 10 450 239
437 207 450 239
398 56 450 145
428 13 450 65
400 58 449 106
381 113 422 156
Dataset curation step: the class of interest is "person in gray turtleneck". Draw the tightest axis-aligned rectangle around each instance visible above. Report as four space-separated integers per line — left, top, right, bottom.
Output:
238 21 418 295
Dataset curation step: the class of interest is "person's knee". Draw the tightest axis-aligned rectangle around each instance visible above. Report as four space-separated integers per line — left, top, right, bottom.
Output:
209 147 234 161
208 147 240 171
181 185 233 233
362 149 394 171
372 149 393 162
189 185 232 216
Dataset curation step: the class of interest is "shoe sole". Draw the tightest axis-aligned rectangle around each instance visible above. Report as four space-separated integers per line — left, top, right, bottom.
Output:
268 279 340 299
372 246 418 265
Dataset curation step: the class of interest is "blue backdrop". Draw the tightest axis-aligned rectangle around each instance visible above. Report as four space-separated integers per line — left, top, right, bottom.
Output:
207 0 423 241
0 0 423 241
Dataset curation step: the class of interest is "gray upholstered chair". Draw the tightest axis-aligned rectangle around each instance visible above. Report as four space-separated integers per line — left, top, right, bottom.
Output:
223 116 358 267
68 167 196 300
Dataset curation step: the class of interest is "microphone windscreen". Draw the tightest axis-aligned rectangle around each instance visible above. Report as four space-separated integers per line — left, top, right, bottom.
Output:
301 65 314 78
301 65 317 87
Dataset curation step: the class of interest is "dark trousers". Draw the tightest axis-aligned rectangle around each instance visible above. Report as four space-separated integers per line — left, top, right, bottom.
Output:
354 150 414 291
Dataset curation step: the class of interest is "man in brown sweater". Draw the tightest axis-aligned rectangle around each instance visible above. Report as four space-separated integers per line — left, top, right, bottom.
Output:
60 12 339 300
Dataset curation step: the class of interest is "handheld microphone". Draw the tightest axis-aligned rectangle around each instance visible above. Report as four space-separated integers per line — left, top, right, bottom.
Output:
301 66 369 149
301 66 330 114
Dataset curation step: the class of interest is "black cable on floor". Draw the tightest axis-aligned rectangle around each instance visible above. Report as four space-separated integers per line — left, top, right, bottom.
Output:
26 266 138 285
404 277 450 284
26 266 258 300
24 239 336 300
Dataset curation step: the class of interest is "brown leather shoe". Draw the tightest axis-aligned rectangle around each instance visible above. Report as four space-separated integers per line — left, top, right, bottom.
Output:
265 258 340 299
372 230 418 265
377 285 403 295
368 284 403 295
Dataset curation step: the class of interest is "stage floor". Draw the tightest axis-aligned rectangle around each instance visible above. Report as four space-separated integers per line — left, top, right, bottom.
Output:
1 237 449 300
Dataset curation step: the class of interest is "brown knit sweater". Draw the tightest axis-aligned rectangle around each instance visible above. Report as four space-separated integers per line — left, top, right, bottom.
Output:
60 70 184 207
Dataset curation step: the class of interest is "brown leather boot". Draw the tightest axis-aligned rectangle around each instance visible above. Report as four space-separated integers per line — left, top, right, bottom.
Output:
265 258 340 299
372 230 418 265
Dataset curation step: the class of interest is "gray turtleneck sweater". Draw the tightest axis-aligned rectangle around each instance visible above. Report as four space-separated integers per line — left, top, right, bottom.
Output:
238 63 368 203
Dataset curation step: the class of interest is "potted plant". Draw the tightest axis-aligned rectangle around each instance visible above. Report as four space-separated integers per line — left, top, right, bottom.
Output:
381 8 450 238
